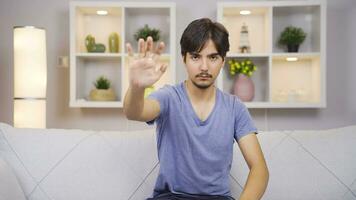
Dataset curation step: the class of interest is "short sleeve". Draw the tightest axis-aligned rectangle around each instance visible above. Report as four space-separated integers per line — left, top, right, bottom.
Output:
146 85 171 125
234 100 258 142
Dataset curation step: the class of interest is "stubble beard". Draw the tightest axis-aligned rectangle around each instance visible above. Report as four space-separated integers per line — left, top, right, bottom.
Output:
191 78 215 89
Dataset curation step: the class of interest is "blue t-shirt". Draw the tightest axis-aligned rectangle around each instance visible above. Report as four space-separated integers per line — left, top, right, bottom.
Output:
147 82 257 197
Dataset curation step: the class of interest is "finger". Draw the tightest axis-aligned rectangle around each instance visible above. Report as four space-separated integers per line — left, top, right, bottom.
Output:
138 38 145 57
154 41 165 55
151 42 165 62
126 43 134 57
146 36 154 54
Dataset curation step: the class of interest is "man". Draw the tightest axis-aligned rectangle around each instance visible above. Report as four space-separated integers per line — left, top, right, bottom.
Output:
123 18 269 200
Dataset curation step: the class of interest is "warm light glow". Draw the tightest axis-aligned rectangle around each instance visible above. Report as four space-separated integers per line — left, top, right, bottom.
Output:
14 27 47 98
96 10 108 15
240 10 251 15
14 100 46 128
13 26 47 128
286 57 298 62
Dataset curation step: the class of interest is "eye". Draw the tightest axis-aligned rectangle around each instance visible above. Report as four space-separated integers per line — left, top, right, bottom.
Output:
210 55 219 61
190 54 200 61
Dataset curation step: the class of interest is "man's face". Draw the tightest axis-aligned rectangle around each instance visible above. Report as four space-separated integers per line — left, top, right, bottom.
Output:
184 39 225 89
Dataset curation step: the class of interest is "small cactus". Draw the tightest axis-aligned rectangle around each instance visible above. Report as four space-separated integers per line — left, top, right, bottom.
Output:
94 76 111 90
134 24 160 42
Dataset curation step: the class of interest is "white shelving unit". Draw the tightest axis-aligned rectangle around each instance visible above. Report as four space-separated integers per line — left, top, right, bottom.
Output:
217 1 326 108
69 2 176 108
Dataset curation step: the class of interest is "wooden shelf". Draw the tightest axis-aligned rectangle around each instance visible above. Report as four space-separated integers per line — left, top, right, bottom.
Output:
76 53 122 58
217 1 326 108
70 2 176 108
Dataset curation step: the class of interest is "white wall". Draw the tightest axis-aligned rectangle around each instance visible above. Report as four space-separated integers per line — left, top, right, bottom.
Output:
345 2 356 126
0 0 355 131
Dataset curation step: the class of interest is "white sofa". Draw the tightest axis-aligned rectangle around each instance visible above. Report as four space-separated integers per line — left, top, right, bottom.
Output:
1 122 356 200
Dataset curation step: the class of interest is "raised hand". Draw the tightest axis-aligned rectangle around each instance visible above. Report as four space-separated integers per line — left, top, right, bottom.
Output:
126 36 167 89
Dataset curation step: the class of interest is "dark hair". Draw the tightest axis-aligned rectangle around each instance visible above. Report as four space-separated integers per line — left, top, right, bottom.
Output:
180 18 230 61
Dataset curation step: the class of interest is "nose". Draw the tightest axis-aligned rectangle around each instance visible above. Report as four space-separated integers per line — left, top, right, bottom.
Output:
199 57 208 71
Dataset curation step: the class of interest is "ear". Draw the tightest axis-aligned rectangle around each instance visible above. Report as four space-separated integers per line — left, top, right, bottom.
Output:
221 58 226 69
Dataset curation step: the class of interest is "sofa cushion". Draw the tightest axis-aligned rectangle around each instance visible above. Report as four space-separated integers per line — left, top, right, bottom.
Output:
0 122 96 199
0 123 159 200
0 156 26 200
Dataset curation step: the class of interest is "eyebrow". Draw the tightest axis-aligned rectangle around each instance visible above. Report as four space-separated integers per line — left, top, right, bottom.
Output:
189 52 220 57
207 53 220 57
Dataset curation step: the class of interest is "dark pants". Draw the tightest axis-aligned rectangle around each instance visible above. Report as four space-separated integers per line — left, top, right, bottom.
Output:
146 192 235 200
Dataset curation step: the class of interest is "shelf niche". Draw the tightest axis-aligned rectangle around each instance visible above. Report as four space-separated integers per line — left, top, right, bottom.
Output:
124 7 171 54
75 6 123 54
271 55 320 104
222 56 269 102
75 56 122 103
221 6 271 54
273 5 321 53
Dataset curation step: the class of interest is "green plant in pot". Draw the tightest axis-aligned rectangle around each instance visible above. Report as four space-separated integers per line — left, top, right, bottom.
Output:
134 24 160 42
228 59 257 101
278 26 307 52
228 59 257 77
89 76 116 101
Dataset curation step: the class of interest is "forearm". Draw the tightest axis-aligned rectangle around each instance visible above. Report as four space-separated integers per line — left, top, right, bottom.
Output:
239 165 269 200
123 86 145 120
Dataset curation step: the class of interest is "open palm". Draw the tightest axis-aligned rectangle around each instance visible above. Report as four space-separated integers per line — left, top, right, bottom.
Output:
126 36 167 89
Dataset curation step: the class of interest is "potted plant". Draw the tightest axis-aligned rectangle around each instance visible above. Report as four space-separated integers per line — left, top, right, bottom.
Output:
89 76 116 101
134 24 160 42
278 26 307 52
228 59 257 101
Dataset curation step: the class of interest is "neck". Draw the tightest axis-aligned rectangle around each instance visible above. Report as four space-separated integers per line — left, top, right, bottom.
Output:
185 80 215 102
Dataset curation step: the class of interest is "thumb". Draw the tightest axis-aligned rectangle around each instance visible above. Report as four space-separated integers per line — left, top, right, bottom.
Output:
159 63 167 74
156 63 167 79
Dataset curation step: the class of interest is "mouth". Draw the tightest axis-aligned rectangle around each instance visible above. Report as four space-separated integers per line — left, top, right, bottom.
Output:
196 74 212 80
198 77 210 81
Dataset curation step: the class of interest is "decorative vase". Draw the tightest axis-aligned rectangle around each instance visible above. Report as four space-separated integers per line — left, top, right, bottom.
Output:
89 88 116 101
287 44 299 52
85 34 96 52
108 32 119 53
85 34 106 53
233 74 255 102
92 44 106 53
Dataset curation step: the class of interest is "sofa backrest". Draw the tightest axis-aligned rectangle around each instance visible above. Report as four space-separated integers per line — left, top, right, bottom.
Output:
1 122 356 200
